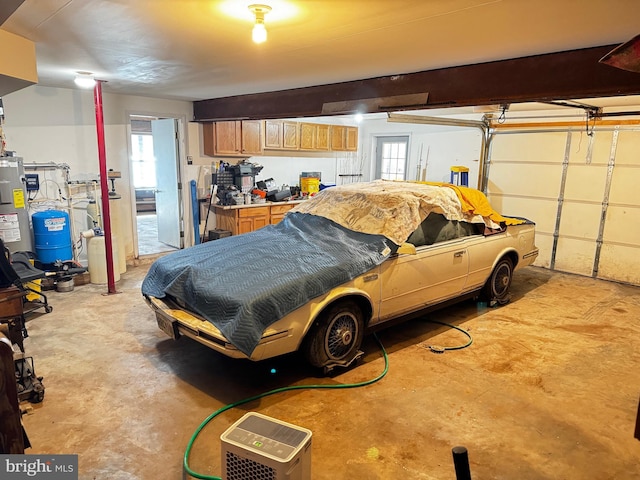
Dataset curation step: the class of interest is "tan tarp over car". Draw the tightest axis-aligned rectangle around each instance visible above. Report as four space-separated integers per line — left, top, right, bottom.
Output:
292 180 522 245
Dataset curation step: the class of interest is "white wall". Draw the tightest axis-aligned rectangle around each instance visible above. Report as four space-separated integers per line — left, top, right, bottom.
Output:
358 115 484 187
3 85 194 261
2 86 489 262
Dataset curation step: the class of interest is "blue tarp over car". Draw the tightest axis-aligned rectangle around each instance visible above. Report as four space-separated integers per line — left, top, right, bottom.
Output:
141 212 392 356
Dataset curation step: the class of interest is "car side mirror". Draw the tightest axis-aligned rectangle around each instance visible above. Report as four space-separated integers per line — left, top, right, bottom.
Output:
396 242 417 255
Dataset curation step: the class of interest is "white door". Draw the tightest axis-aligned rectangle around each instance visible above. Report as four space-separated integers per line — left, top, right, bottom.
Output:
152 118 183 249
375 136 409 180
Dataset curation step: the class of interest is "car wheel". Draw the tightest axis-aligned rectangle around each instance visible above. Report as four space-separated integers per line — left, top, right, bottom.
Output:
482 257 513 305
303 300 364 369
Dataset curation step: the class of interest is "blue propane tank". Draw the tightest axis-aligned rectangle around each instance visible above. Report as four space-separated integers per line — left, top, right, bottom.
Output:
32 210 73 265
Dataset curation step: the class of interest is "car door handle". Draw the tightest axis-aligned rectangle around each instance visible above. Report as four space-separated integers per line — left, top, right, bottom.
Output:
454 251 465 258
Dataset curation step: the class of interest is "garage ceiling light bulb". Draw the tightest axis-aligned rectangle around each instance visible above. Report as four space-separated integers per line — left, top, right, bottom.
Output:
74 71 96 88
249 4 271 44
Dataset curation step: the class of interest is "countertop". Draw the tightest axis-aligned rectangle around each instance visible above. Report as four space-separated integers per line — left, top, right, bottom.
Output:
209 199 306 210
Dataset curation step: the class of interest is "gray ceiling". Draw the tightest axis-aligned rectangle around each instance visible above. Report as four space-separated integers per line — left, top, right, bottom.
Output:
2 0 640 102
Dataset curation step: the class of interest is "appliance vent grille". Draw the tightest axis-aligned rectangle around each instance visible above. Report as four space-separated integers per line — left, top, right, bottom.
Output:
225 451 277 480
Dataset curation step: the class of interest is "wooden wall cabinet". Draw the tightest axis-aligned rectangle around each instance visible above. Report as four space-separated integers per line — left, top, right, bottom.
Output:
330 125 358 151
205 120 356 155
283 121 300 149
316 124 330 151
345 126 358 151
264 120 282 149
264 120 300 150
299 123 316 150
300 123 330 151
330 125 346 150
241 120 263 155
203 120 263 156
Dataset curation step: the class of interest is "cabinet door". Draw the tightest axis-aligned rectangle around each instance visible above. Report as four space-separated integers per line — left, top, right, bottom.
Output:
215 209 239 235
346 126 358 151
330 125 346 151
299 123 316 150
241 120 263 155
270 203 295 224
203 123 216 156
253 215 269 230
214 121 242 155
282 121 299 149
237 217 254 235
264 120 283 149
316 124 330 151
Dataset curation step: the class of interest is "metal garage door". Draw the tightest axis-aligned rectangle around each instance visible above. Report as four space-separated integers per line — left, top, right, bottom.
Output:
485 126 640 286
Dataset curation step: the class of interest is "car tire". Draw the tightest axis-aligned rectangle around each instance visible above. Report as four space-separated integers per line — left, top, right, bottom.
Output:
303 300 364 369
482 256 513 305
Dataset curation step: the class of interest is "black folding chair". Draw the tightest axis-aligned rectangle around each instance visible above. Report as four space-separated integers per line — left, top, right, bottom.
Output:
0 238 52 315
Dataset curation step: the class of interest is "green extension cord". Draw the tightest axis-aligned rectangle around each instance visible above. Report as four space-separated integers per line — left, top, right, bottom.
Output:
183 320 473 479
425 319 473 353
183 332 389 480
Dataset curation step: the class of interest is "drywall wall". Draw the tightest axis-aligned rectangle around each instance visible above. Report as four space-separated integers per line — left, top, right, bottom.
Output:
2 84 193 263
358 115 484 187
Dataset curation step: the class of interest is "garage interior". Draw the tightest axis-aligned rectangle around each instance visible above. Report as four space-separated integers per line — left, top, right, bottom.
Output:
1 1 639 479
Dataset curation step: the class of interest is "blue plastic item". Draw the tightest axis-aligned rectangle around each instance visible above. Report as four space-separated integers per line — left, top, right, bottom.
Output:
32 210 73 264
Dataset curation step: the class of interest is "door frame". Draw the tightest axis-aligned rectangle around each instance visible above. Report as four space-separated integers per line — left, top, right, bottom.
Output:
125 110 189 259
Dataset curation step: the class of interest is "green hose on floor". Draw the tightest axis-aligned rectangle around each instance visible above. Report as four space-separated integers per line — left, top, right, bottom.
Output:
184 320 473 479
183 333 389 480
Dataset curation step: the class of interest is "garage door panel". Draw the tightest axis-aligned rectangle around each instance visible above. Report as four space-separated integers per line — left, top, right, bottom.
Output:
598 244 640 285
568 131 612 166
558 203 602 240
603 206 640 246
487 195 557 234
614 131 640 165
488 163 561 198
563 165 607 203
490 132 567 162
608 166 640 205
531 233 553 269
554 237 595 277
488 127 639 286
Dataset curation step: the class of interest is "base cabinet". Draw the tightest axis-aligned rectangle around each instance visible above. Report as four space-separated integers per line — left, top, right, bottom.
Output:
270 203 296 224
213 203 300 235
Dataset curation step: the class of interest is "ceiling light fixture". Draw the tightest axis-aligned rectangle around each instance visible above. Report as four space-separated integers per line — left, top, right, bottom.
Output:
249 4 271 44
74 71 96 89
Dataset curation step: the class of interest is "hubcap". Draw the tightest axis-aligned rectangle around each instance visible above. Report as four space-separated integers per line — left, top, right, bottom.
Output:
494 264 511 296
326 313 358 360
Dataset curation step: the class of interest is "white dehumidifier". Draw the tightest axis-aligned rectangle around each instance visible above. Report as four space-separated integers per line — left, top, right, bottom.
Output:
220 412 312 480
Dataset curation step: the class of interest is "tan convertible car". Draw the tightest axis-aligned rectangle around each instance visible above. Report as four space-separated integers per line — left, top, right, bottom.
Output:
143 180 538 371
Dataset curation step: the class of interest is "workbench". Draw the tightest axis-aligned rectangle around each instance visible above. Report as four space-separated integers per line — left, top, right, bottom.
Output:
212 200 305 235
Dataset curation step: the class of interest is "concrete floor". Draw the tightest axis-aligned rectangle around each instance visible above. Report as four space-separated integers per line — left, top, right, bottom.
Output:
136 214 178 256
19 263 640 479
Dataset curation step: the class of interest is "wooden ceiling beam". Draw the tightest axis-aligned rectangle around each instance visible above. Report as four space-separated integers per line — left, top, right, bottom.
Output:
193 44 640 122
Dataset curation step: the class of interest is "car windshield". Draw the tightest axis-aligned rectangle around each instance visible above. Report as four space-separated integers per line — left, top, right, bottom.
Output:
407 213 482 247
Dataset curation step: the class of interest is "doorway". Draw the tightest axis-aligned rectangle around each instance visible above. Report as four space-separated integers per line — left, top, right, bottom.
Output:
129 115 183 256
375 136 410 180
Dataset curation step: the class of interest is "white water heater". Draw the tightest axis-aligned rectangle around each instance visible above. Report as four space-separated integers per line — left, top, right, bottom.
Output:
220 412 312 480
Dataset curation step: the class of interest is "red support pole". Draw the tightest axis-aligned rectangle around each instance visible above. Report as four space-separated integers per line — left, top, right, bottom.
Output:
93 80 117 294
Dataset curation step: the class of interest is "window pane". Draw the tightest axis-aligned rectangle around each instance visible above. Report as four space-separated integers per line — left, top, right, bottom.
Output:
131 134 156 188
379 139 407 181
